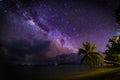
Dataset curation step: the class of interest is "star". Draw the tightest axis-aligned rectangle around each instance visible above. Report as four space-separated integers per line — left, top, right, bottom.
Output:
0 0 119 57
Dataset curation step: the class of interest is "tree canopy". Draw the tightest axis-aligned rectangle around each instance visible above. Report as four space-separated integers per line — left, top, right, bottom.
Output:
105 36 120 65
78 42 104 67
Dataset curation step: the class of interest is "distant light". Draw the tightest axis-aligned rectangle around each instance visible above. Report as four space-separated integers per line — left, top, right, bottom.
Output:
28 20 35 26
115 31 120 36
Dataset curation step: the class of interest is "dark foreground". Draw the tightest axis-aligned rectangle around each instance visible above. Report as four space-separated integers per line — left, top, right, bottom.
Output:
1 64 120 80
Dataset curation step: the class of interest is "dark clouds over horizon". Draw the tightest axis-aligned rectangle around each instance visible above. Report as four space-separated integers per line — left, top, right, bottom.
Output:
0 0 120 63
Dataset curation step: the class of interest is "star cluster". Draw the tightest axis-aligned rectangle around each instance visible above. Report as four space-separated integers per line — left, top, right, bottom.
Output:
0 0 120 59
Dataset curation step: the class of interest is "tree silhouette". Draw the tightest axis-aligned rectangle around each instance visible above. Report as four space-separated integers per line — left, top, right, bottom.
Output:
115 5 120 25
78 42 104 67
105 36 120 65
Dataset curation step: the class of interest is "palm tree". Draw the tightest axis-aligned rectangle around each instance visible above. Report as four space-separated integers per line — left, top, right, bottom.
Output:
78 42 104 67
105 36 120 66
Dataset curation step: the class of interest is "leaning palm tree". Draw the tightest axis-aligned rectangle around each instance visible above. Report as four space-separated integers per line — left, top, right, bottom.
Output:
78 42 104 67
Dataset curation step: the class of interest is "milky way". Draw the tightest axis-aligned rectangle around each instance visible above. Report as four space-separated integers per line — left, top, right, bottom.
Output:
0 0 120 57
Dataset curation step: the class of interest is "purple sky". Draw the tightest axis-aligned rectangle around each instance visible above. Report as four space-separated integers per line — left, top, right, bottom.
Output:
0 0 120 58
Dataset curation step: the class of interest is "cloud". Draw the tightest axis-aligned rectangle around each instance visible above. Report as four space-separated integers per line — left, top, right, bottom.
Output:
0 38 74 64
0 39 51 64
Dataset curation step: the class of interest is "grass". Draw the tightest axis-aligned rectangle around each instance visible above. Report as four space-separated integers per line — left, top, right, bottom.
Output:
2 64 120 80
45 66 120 80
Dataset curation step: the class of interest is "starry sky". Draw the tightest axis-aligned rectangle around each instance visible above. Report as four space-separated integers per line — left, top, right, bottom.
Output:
0 0 120 63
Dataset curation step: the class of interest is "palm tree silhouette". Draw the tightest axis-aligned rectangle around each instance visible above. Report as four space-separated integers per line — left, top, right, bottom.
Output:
105 36 120 66
78 42 104 67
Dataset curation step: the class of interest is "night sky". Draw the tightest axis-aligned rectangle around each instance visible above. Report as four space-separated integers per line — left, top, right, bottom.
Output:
0 0 120 63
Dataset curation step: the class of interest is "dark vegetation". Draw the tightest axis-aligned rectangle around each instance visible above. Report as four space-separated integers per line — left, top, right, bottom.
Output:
78 42 104 67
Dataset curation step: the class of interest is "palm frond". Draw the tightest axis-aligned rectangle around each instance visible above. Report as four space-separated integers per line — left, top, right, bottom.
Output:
83 42 90 51
91 52 104 64
91 44 97 51
80 55 87 64
93 52 104 59
78 48 86 55
85 55 97 66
